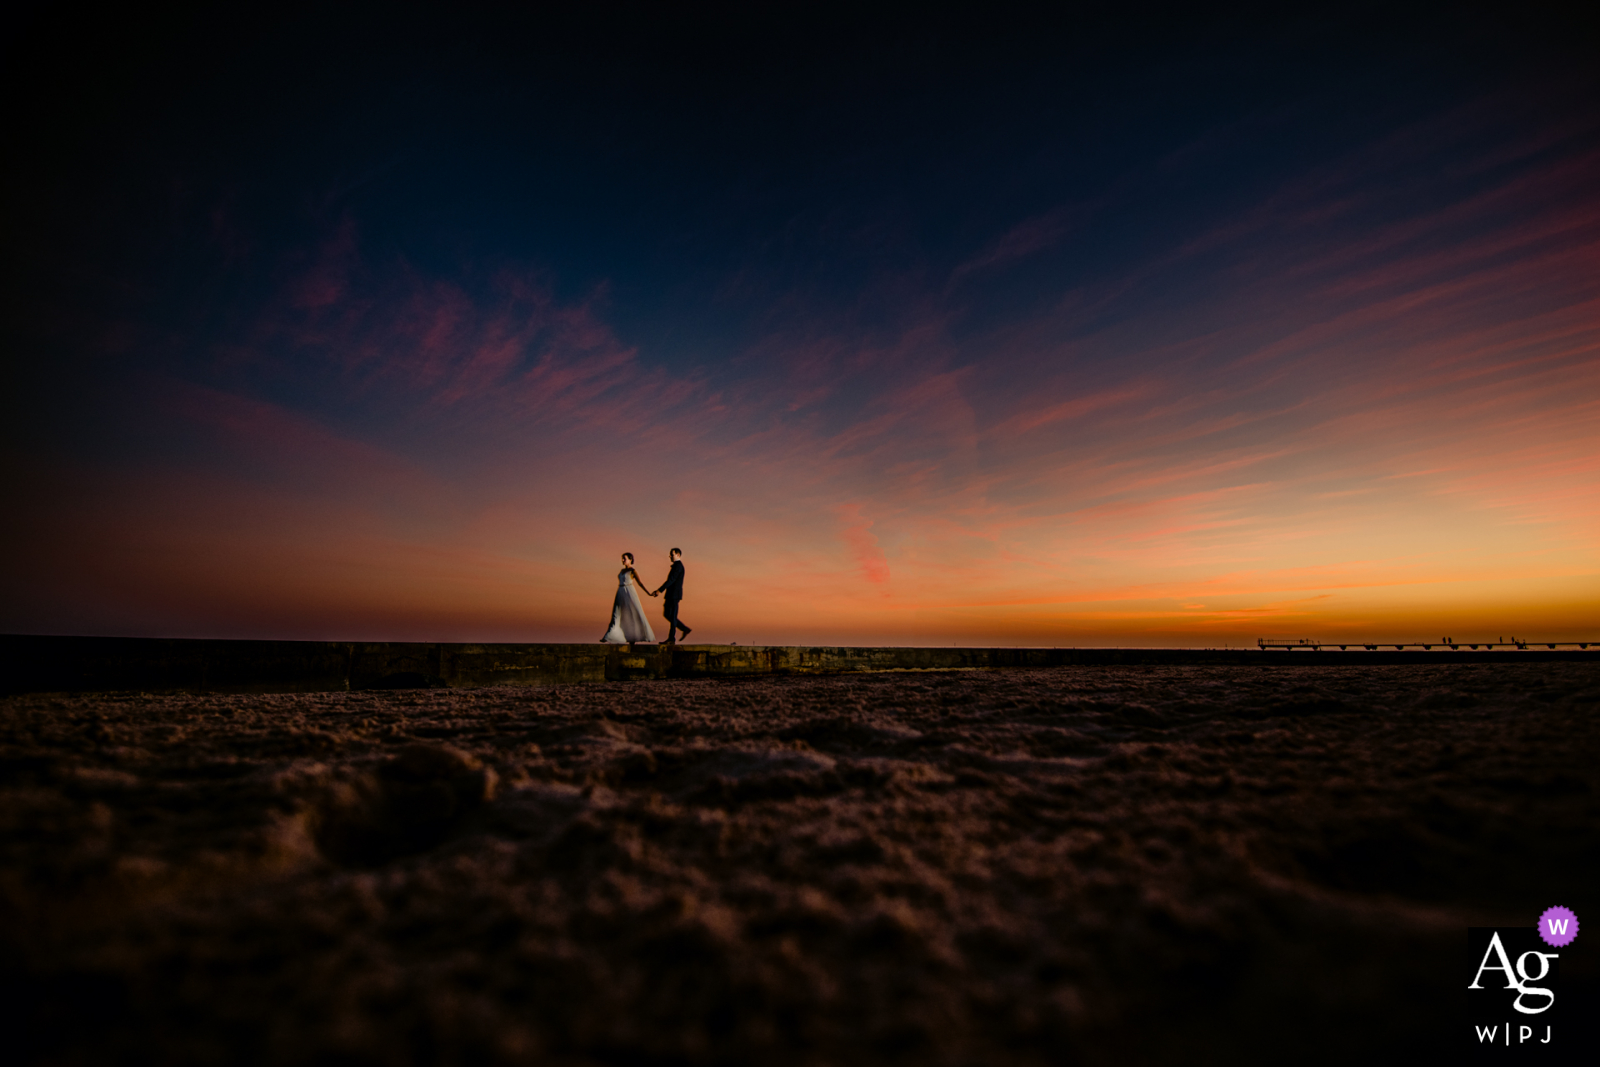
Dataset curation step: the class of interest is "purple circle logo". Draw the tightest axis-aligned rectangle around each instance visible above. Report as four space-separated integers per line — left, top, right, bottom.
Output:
1539 905 1578 948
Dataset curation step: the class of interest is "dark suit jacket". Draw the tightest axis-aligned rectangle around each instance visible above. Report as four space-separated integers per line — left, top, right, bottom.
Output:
656 560 685 601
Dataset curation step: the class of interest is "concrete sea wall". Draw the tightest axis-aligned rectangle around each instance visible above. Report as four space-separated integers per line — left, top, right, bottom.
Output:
2 634 1596 695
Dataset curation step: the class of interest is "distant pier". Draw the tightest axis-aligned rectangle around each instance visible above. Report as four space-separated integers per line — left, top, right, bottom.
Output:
1257 638 1593 651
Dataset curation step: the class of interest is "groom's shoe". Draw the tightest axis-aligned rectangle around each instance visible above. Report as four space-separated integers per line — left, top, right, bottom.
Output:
678 627 692 639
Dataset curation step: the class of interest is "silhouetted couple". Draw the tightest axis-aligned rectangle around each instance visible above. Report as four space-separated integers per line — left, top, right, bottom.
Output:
600 548 691 645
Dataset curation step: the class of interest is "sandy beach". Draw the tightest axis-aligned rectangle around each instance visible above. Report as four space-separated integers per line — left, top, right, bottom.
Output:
4 663 1596 1064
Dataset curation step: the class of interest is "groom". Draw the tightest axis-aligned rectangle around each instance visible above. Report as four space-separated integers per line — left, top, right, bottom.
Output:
650 547 691 644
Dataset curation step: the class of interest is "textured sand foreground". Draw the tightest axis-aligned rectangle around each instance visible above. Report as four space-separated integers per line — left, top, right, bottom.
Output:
3 664 1597 1065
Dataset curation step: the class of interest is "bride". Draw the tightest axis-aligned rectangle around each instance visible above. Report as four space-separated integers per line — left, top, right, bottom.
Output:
600 552 658 644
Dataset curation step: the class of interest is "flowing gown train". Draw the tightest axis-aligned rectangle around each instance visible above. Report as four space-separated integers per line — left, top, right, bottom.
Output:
601 568 657 644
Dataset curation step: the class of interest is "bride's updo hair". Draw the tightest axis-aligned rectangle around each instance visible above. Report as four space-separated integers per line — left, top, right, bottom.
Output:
622 552 634 565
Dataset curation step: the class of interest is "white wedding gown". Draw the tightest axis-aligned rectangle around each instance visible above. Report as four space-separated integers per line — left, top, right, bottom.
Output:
601 568 657 644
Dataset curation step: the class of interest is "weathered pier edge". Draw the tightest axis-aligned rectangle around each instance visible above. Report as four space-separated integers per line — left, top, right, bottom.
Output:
3 634 1596 696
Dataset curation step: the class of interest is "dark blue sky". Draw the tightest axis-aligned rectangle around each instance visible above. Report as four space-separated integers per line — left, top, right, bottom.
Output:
11 5 1580 377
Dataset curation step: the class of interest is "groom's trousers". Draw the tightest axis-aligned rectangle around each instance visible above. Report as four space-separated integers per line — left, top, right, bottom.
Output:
663 598 689 638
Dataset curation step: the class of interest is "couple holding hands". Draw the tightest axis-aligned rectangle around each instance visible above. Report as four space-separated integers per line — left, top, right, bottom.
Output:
601 548 691 645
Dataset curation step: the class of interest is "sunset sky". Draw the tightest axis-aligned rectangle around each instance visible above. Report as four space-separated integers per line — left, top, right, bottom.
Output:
3 5 1597 646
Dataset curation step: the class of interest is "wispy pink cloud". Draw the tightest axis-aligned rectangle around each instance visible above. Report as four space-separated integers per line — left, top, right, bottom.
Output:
950 201 1099 280
836 503 890 584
